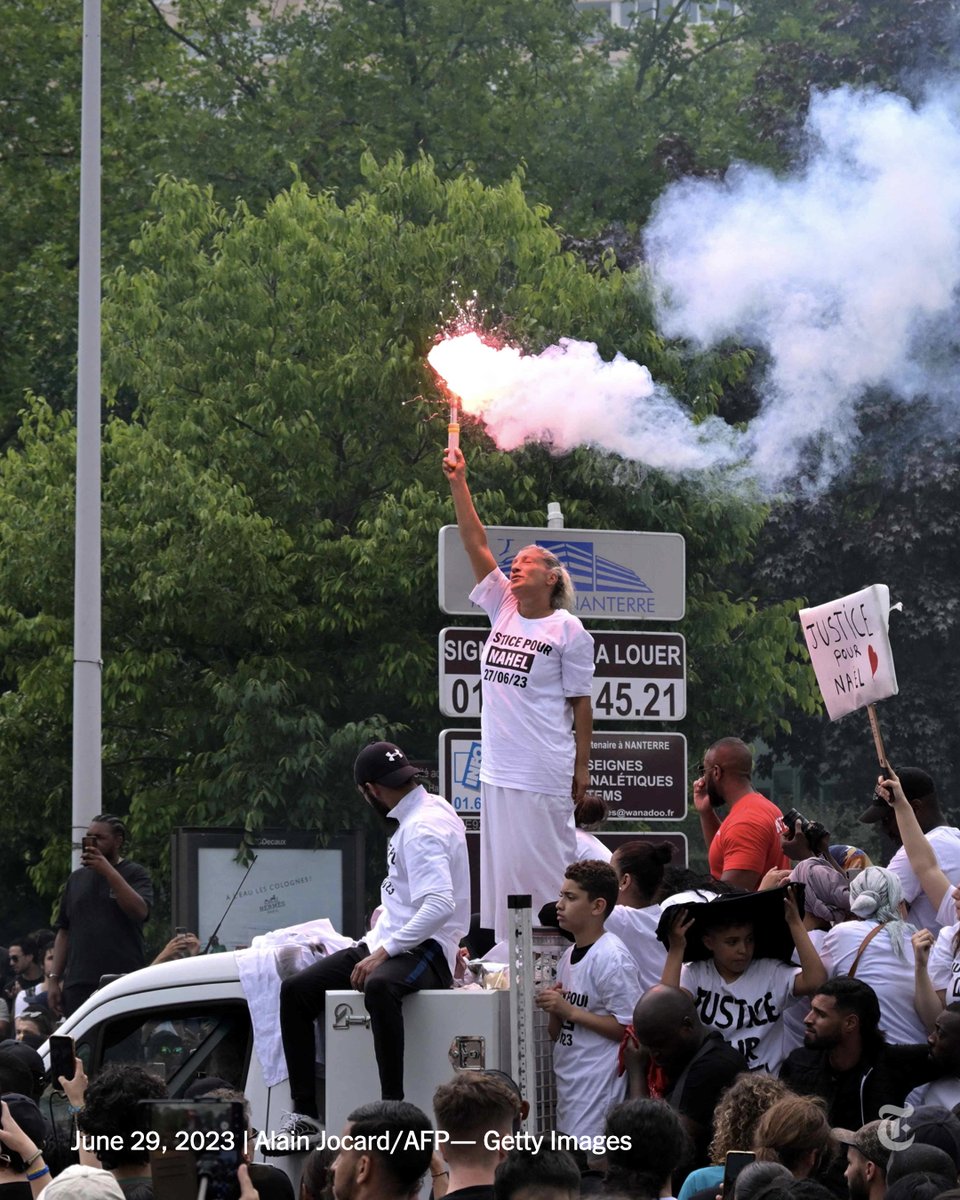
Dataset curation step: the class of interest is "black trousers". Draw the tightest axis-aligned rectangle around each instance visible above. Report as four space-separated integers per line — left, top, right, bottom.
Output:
278 939 451 1113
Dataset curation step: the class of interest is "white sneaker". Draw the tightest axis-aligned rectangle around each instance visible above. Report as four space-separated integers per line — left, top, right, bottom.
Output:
261 1110 323 1155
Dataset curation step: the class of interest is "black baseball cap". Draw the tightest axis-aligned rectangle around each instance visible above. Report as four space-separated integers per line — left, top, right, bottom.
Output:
0 1041 44 1100
354 742 419 789
890 1105 960 1170
1 1092 46 1152
860 767 936 823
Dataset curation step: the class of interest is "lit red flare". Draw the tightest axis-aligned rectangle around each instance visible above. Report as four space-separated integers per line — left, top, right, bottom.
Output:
427 333 518 418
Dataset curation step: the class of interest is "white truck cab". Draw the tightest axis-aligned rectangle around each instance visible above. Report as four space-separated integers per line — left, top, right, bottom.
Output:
40 950 519 1184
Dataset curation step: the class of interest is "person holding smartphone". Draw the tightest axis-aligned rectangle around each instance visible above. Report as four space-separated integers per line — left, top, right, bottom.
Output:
48 815 154 1017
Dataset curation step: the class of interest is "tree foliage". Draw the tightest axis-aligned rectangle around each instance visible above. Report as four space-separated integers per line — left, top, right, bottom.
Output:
4 0 945 916
4 0 902 431
0 159 817 906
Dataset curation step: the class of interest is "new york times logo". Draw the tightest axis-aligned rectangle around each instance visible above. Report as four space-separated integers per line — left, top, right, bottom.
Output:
877 1105 915 1152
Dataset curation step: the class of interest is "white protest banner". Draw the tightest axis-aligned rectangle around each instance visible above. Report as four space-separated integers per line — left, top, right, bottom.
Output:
799 584 898 721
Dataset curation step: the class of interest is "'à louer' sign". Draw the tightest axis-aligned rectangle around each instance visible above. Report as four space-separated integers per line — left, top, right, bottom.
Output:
798 584 898 721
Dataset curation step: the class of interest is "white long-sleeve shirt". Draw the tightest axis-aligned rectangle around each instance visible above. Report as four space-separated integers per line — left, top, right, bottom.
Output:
364 785 470 973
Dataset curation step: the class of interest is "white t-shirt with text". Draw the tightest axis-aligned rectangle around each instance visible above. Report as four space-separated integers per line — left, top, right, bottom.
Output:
471 568 595 795
886 825 960 934
680 956 800 1074
364 785 471 974
554 931 639 1139
928 890 960 1004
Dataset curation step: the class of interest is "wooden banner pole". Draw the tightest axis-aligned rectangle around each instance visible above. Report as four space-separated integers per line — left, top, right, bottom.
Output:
866 703 888 769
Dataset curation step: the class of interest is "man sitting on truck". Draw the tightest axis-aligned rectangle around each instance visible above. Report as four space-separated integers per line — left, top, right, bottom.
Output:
272 741 470 1149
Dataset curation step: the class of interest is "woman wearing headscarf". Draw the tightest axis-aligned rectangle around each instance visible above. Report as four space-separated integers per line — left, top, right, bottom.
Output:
820 865 927 1043
781 857 853 1054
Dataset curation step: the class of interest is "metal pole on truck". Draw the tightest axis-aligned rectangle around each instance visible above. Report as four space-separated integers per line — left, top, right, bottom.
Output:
73 0 103 865
508 894 535 1127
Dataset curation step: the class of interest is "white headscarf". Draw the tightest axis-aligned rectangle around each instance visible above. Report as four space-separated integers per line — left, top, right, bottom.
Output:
849 865 913 959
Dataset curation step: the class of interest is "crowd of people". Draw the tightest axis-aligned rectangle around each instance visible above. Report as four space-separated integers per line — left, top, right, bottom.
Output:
497 741 960 1200
6 445 960 1200
269 722 960 1199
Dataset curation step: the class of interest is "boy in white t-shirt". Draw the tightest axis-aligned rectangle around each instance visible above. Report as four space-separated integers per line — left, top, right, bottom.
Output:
535 860 639 1140
661 885 826 1075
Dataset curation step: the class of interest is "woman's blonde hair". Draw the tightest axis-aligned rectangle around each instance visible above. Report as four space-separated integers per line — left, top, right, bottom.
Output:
530 546 575 611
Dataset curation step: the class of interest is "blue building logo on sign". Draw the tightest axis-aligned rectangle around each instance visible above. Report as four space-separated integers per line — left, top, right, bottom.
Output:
495 538 654 602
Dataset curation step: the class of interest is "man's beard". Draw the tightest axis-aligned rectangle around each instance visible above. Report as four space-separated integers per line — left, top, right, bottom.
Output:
707 779 725 808
332 1169 356 1200
362 788 392 823
846 1168 870 1200
804 1029 840 1052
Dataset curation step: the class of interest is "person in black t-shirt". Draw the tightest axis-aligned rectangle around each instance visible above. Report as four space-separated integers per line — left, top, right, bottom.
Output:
48 815 153 1018
627 984 748 1167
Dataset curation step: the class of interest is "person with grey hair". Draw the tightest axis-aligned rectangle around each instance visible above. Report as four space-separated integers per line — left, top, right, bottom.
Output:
819 865 927 1044
782 857 853 1054
443 445 594 943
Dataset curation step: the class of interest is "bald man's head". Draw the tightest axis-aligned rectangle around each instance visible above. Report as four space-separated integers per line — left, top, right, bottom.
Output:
632 986 703 1073
707 738 753 778
702 737 754 808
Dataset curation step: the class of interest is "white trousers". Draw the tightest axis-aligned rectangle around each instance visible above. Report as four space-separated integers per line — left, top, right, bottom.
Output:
480 783 577 943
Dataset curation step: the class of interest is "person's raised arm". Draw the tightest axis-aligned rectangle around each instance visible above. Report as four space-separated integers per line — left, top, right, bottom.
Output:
660 908 693 990
442 448 497 584
912 929 944 1031
786 885 827 997
878 770 953 912
0 1100 50 1196
82 845 148 921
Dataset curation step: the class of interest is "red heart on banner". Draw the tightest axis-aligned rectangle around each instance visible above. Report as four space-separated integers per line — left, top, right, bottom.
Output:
867 644 879 677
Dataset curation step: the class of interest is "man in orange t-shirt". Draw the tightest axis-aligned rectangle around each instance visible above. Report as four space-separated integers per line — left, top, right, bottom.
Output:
694 736 789 890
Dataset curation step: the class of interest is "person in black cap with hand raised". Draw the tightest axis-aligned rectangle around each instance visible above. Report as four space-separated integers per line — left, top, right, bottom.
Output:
271 741 470 1151
861 766 960 934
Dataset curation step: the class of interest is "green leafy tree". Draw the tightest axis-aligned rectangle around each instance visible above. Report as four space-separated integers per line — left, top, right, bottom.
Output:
0 0 606 433
0 158 816 912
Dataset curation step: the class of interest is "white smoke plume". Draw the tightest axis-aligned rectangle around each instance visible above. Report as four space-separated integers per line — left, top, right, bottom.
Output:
427 333 742 473
432 84 960 491
646 84 960 487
